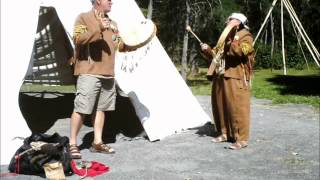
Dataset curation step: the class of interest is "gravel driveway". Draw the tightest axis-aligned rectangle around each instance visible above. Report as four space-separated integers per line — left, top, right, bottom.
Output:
1 95 319 179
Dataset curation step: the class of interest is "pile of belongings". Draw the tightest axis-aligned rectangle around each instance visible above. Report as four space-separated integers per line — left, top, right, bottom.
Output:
8 133 72 179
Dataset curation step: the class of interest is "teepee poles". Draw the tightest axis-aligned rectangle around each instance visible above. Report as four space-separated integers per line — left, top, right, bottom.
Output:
281 0 287 75
282 0 320 67
253 0 278 46
289 15 310 70
254 0 320 75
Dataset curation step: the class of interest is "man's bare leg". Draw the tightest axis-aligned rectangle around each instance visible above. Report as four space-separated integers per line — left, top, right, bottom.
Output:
70 112 84 145
91 111 115 153
92 111 105 144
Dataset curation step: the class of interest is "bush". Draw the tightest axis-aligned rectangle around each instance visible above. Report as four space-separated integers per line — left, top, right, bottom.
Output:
254 43 315 70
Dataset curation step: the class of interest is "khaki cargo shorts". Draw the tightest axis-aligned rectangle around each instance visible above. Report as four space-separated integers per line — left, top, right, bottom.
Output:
74 75 116 114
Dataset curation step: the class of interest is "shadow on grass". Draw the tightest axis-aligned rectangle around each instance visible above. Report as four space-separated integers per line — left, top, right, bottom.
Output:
266 74 320 96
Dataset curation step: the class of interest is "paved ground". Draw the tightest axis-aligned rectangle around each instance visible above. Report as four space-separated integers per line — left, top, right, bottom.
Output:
1 96 319 179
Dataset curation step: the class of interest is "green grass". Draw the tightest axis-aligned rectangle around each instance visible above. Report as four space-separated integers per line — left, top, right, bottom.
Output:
187 68 320 108
20 84 76 93
20 68 320 108
251 69 320 108
187 69 211 96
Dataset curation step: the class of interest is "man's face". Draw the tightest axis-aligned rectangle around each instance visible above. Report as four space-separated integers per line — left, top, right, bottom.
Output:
100 0 113 13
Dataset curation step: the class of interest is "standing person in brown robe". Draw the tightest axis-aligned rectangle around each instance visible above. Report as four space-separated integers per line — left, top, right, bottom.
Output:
200 13 255 150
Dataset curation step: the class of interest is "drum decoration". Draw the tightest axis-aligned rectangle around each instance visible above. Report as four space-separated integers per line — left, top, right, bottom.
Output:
118 19 157 73
119 19 157 50
120 40 154 73
206 23 237 80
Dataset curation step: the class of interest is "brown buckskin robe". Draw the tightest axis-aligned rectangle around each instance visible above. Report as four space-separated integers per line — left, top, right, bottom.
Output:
203 27 254 142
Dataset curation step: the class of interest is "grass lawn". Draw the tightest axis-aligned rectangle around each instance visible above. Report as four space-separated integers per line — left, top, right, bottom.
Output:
187 68 320 108
20 68 319 108
20 84 76 93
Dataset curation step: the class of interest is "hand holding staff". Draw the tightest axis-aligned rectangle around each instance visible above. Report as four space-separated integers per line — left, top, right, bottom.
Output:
186 25 211 53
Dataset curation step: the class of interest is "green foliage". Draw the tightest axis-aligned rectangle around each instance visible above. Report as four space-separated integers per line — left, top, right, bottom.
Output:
135 0 320 70
140 8 148 17
135 0 149 7
300 0 320 49
187 68 211 95
254 42 318 70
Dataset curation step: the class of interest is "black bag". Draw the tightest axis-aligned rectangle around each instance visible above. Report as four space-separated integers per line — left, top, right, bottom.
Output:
8 133 72 176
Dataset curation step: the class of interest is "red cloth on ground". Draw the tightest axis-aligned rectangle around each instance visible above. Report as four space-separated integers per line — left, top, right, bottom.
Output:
71 160 109 177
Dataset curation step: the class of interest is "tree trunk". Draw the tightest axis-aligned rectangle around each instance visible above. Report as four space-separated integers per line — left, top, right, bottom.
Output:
181 0 190 81
270 12 275 71
189 43 199 77
218 0 223 9
147 0 153 19
264 29 268 45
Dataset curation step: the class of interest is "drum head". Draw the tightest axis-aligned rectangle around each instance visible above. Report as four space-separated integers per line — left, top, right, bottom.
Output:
120 19 157 49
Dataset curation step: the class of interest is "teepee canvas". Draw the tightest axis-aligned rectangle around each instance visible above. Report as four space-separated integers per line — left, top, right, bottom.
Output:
1 0 211 165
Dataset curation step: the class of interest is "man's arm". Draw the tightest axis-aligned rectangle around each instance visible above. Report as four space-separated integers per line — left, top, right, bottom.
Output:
73 14 104 45
227 32 254 57
200 43 216 65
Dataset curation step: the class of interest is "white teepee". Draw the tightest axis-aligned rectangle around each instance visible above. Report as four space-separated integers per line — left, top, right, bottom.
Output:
0 0 211 165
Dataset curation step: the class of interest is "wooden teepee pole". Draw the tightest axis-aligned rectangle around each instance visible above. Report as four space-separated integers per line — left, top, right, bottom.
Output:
253 0 278 46
281 0 287 75
289 15 310 70
282 0 320 67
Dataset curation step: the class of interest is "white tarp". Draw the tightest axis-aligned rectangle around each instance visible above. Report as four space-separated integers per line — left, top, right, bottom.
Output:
109 0 211 141
1 0 210 165
0 0 91 165
1 0 41 165
110 0 210 141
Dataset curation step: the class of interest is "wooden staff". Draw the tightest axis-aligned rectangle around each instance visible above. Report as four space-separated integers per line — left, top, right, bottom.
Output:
186 25 203 44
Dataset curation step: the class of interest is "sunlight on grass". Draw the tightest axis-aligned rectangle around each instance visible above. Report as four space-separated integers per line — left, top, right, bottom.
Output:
20 84 76 93
188 68 320 108
252 69 320 107
20 68 319 108
187 69 211 96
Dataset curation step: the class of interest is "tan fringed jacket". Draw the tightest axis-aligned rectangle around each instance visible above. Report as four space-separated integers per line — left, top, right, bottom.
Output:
72 10 127 76
202 28 254 81
224 28 254 81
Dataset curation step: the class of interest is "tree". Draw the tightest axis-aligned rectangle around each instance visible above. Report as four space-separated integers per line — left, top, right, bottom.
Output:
147 0 153 19
136 0 320 72
137 0 222 79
